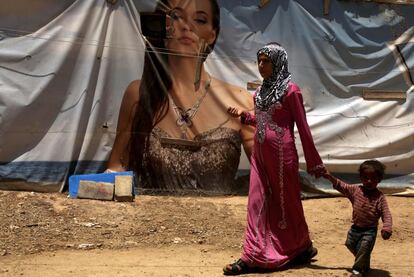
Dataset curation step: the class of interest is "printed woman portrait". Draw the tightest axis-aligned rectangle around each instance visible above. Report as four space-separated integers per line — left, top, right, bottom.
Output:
106 0 255 194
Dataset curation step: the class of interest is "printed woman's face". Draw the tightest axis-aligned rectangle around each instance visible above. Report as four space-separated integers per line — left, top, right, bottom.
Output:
257 54 273 79
165 0 217 57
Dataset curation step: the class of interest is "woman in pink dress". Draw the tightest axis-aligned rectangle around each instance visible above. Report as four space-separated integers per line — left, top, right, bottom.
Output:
224 43 326 275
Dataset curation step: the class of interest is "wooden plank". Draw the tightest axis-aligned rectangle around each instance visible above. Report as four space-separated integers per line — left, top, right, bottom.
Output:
368 0 414 5
343 0 414 4
247 80 261 91
324 0 331 15
362 90 406 100
259 0 271 8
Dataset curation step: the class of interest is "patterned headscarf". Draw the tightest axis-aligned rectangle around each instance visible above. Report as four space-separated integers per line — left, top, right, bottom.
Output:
255 44 291 111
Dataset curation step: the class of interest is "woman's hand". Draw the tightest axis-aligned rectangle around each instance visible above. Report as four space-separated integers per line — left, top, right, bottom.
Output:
309 165 327 179
227 106 242 118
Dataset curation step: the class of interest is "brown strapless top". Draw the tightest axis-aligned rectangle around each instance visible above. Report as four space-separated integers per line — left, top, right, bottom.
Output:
140 127 242 195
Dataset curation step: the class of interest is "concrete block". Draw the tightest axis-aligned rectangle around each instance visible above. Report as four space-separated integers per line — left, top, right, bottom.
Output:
114 175 134 202
77 181 114 201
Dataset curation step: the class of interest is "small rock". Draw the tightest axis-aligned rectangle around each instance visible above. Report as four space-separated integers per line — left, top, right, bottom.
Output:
173 237 182 244
9 225 20 231
125 241 138 246
78 243 95 250
80 222 96 228
1 249 7 256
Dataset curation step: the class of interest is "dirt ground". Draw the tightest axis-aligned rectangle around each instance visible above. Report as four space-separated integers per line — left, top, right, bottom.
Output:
0 190 413 277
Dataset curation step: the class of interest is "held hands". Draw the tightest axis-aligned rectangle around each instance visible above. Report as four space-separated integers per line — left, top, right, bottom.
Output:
309 166 327 179
227 106 243 118
381 230 392 240
322 170 336 183
315 167 327 178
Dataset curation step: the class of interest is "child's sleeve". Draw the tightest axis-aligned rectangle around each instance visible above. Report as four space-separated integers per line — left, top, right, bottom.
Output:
380 196 393 234
333 179 355 199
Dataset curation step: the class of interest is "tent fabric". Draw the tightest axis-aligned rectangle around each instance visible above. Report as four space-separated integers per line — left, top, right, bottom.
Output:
0 0 413 195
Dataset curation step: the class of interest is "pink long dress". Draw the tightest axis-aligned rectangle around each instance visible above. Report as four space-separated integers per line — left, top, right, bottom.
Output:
240 82 324 269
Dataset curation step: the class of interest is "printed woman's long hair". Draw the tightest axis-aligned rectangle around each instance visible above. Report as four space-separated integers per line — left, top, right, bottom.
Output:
127 0 220 178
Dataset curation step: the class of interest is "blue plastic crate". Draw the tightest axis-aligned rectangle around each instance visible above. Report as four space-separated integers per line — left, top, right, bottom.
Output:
69 171 135 198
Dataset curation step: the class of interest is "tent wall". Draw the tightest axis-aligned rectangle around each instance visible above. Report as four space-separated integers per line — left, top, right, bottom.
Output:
0 0 413 193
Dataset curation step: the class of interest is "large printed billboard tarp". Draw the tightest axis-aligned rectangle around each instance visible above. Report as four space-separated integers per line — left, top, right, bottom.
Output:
0 0 413 196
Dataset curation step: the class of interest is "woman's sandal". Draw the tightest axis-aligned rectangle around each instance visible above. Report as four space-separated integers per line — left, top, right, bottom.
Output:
290 245 318 266
303 245 318 262
223 259 252 275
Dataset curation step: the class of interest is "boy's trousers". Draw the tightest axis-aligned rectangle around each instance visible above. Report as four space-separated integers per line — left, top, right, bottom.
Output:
345 225 377 273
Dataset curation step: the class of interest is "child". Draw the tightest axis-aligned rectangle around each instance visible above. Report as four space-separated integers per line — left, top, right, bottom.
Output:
323 160 392 276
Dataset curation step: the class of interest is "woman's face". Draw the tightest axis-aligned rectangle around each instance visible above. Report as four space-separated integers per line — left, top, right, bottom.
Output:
257 53 273 79
165 0 217 56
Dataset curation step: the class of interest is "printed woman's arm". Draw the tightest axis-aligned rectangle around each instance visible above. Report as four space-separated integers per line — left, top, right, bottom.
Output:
106 80 141 172
236 88 256 160
240 123 255 161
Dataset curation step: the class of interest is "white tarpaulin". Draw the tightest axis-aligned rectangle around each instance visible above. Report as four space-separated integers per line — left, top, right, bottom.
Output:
0 0 413 195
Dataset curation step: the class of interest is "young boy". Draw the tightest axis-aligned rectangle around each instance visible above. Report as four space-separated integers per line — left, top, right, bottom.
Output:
323 160 392 276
